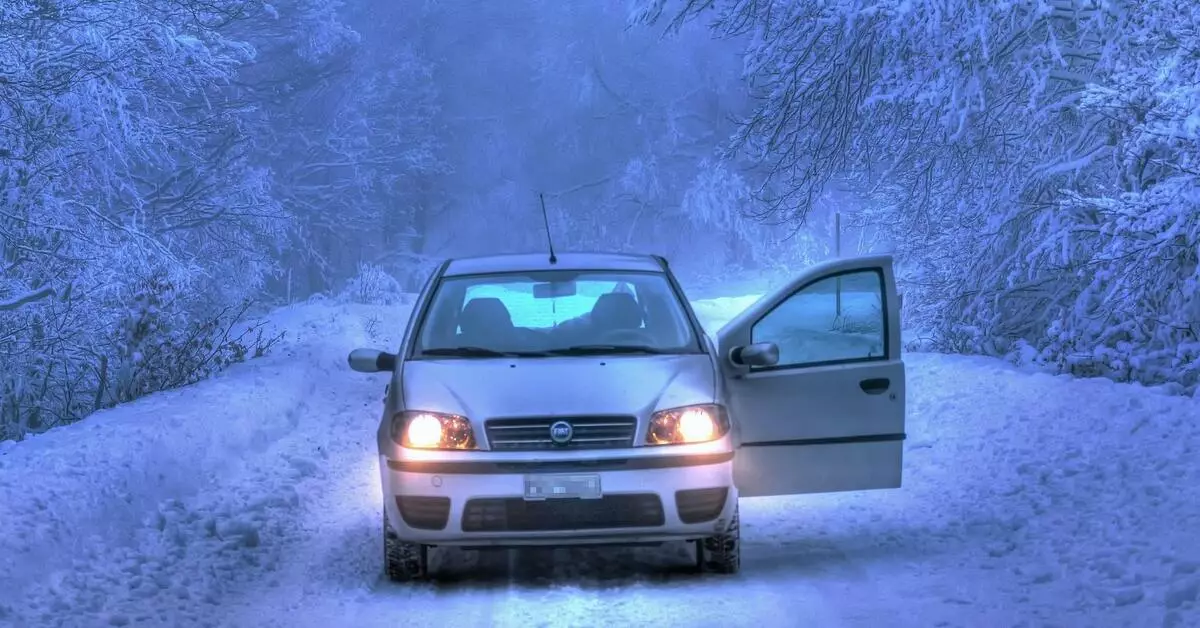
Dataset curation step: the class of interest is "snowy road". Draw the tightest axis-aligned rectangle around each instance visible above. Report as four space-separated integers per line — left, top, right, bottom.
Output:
2 297 1198 628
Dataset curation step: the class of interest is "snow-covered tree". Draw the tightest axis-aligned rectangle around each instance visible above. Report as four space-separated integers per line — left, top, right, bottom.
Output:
637 0 1200 391
0 0 318 438
226 0 444 295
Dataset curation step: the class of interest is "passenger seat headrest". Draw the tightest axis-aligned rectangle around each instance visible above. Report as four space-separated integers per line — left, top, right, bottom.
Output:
459 297 513 333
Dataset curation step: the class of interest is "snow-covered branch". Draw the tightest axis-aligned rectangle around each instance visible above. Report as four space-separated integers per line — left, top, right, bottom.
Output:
0 287 56 312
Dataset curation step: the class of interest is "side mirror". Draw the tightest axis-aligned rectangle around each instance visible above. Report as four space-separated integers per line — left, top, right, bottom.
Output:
729 342 779 368
348 348 397 373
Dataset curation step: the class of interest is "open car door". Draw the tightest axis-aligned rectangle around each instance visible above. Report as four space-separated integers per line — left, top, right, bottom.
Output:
717 255 905 497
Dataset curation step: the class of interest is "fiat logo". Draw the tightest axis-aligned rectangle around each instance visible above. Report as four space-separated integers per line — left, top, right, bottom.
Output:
549 420 574 445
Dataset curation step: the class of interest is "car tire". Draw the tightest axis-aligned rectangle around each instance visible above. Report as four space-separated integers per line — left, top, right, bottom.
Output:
700 502 741 574
383 511 429 582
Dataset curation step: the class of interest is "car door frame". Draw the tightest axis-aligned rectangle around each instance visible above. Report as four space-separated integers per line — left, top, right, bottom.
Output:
717 255 906 497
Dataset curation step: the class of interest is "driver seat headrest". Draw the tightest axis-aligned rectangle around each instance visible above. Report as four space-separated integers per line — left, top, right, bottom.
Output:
591 292 642 330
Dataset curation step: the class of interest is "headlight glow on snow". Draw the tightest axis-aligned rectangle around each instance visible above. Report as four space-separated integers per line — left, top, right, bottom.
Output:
392 411 477 449
645 404 729 445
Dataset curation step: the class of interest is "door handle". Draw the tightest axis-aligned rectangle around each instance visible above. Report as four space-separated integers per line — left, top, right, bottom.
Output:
859 378 890 394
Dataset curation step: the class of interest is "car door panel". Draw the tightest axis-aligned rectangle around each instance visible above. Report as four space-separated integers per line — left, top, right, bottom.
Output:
730 360 905 496
717 255 906 497
733 439 902 497
732 361 903 444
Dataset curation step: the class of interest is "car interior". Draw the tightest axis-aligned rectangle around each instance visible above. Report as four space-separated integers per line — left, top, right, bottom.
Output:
417 276 698 353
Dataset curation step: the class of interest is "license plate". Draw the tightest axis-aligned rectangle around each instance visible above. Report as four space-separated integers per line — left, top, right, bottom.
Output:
523 473 602 500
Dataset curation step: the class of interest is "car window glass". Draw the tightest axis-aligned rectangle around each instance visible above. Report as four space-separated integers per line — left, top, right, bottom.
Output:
416 271 699 355
750 269 887 369
461 281 639 330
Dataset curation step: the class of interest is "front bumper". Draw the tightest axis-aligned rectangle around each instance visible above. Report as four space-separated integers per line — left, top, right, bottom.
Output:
379 447 737 547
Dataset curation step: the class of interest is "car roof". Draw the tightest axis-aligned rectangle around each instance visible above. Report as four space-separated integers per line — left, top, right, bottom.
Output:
442 252 665 277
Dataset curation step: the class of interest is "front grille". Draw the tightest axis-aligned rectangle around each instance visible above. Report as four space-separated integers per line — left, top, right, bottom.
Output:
461 494 665 532
485 416 638 451
675 487 729 524
396 496 451 530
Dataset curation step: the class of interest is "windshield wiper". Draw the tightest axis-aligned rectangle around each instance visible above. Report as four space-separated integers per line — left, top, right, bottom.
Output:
421 346 550 358
547 344 672 356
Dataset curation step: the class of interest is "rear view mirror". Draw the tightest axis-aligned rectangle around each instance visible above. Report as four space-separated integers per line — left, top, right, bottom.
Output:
348 348 397 372
730 342 779 368
533 281 577 299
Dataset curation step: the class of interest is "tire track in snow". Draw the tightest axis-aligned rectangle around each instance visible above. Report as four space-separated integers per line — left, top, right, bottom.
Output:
213 295 855 627
332 540 845 627
210 307 440 627
10 297 1199 627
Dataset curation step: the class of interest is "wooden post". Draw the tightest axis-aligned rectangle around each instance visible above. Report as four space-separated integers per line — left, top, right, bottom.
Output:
835 211 842 317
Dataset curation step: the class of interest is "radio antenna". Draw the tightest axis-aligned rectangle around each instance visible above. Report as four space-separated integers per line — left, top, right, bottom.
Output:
539 192 558 265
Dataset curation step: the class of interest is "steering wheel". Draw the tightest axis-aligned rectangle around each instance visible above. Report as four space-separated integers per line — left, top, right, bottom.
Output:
597 328 657 345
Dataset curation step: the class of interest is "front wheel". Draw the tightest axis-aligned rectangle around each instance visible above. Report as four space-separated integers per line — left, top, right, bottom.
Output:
383 511 430 582
698 503 741 574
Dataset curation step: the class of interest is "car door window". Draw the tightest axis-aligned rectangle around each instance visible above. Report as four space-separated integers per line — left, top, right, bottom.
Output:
750 269 888 369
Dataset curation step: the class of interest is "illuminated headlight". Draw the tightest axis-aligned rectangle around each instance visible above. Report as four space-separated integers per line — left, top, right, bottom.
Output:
645 404 730 445
390 411 477 450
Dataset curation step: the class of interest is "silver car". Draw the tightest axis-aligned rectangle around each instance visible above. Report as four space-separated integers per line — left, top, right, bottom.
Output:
349 251 906 581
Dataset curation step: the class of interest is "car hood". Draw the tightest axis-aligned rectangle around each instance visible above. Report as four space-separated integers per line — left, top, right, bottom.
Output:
400 354 716 419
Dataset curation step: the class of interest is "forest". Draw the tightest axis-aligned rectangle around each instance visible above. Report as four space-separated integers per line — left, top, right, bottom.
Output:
2 0 1197 440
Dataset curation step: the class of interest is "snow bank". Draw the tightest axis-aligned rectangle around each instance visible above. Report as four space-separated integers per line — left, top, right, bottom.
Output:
0 299 411 626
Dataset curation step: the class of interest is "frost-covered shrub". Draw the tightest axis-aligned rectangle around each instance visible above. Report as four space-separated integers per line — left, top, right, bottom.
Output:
341 262 406 305
0 269 285 441
379 254 442 294
990 184 1200 392
106 271 285 406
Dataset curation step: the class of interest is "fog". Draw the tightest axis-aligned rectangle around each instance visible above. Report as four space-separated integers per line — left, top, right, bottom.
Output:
3 0 1197 438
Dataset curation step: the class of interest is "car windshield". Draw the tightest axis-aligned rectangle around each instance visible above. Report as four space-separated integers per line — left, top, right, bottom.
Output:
413 269 702 357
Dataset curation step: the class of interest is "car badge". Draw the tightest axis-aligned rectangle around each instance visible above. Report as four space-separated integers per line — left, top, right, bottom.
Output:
549 420 574 445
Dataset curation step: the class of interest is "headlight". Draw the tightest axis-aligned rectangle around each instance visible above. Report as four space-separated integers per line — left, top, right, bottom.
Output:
645 404 730 445
390 411 477 450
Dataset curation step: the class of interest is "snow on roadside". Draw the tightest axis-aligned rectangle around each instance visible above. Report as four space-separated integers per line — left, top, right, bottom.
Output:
1 290 1198 627
690 294 760 334
833 353 1200 626
694 296 1200 625
0 299 411 627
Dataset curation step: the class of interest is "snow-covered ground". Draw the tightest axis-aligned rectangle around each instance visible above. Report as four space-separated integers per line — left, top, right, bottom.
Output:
1 293 1198 628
